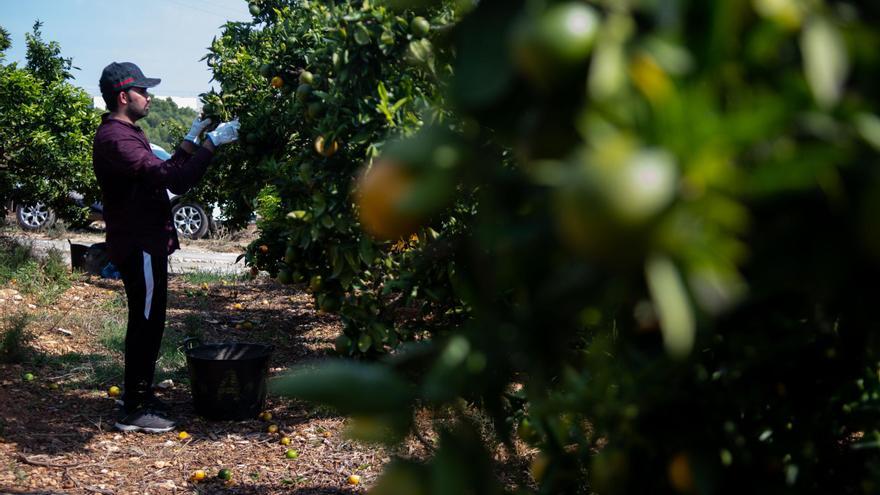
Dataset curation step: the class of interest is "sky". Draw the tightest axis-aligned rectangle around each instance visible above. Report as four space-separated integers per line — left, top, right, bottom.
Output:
0 0 252 105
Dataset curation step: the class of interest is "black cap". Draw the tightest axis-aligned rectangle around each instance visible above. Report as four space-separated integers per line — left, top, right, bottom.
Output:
99 62 160 95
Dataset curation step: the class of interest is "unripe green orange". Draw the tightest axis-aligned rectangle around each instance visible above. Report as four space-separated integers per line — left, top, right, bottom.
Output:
410 16 430 37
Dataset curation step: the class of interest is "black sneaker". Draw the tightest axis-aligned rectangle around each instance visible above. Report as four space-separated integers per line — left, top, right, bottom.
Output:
115 408 176 433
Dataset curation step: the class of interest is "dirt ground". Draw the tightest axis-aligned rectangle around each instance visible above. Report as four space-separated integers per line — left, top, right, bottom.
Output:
0 240 418 494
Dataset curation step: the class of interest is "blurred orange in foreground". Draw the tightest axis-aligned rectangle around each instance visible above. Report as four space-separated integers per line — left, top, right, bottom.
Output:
356 159 421 241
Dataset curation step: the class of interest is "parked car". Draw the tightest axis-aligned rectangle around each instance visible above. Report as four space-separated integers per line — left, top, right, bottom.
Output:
150 144 215 239
9 144 216 239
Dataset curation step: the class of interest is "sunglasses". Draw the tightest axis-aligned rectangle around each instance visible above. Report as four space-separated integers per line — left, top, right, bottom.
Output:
127 87 150 98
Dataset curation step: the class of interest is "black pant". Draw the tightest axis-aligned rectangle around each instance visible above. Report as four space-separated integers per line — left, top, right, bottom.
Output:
118 250 168 412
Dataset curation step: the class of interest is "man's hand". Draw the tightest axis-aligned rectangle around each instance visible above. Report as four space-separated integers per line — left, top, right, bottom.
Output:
207 119 240 146
184 116 213 144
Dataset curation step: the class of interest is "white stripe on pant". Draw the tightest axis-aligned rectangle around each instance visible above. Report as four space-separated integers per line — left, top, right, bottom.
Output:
143 252 154 319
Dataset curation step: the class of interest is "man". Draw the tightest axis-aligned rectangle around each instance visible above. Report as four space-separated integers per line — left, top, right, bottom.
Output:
93 62 239 433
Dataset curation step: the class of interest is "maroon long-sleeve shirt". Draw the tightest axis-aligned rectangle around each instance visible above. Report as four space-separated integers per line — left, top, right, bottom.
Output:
92 113 214 264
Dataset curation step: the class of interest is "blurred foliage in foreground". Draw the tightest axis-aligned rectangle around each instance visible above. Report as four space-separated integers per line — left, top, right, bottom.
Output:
258 0 880 493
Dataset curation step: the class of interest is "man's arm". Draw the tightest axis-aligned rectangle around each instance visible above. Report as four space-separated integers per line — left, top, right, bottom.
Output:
104 133 214 194
180 139 215 154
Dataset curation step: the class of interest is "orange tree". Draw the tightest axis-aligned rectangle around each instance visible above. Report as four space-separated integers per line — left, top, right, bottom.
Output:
194 0 471 354
265 0 880 494
0 22 100 222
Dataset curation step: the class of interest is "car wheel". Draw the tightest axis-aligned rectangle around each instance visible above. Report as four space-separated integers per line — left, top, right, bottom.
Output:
172 202 210 239
16 203 56 231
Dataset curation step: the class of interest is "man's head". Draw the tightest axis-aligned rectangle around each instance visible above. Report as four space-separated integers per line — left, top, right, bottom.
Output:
99 62 160 120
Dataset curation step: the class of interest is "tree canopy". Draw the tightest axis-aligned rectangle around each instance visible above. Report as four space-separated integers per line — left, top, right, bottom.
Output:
138 96 198 153
0 22 99 223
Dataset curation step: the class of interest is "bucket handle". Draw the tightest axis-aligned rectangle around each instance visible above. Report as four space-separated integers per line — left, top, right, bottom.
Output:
182 337 202 351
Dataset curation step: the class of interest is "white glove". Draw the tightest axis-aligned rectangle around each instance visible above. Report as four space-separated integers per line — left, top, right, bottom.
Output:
184 116 213 144
207 118 240 146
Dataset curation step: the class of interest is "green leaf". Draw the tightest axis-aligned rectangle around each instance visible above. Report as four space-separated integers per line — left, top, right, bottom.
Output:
645 254 695 359
358 333 374 352
377 81 389 103
855 113 880 151
801 15 849 109
359 236 376 265
269 361 412 414
390 97 409 114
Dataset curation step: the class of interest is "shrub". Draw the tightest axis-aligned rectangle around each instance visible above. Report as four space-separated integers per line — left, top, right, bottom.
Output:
0 313 34 363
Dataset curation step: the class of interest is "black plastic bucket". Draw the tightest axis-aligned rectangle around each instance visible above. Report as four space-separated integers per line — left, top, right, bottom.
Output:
69 242 88 270
183 339 273 420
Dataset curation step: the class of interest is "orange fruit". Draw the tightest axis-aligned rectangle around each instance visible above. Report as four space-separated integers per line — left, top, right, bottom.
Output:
258 244 269 254
348 474 361 485
107 385 121 397
260 411 273 421
191 469 207 482
668 453 696 493
335 334 352 354
530 454 550 482
268 424 279 434
411 16 430 37
270 76 284 89
512 2 600 88
280 436 291 445
314 135 340 157
277 269 293 285
355 159 421 240
178 431 190 440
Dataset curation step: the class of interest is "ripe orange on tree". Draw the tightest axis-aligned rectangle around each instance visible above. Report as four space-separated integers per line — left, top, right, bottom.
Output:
355 159 422 241
314 135 339 157
668 453 696 493
270 76 284 89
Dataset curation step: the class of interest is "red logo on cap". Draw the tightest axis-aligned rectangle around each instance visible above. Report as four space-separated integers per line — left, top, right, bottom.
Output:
113 77 135 88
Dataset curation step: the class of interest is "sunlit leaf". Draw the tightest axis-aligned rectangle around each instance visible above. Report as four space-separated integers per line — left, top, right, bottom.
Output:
645 254 695 359
801 15 849 109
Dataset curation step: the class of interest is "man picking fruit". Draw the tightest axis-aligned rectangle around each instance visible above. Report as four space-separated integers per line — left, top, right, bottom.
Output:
92 62 239 432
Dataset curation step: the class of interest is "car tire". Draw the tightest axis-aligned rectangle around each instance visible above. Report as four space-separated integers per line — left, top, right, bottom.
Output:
16 203 56 231
172 202 210 239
